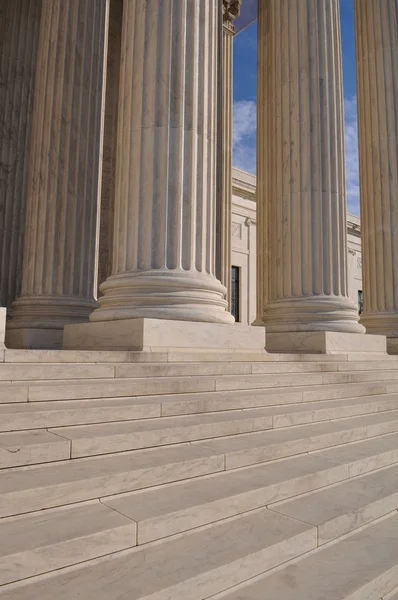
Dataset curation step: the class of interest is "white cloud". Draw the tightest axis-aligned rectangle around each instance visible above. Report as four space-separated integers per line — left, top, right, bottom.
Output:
344 95 360 216
232 100 256 174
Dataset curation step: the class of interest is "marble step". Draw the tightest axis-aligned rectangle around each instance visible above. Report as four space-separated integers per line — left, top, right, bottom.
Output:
194 409 398 469
0 409 273 467
4 372 398 405
314 432 398 476
384 587 398 600
0 430 70 469
0 507 317 600
0 445 225 518
0 454 349 585
49 409 275 459
0 397 163 432
6 348 394 364
2 392 398 432
4 429 398 521
9 357 397 382
0 501 137 586
209 513 398 600
102 454 350 544
2 349 169 364
269 462 398 545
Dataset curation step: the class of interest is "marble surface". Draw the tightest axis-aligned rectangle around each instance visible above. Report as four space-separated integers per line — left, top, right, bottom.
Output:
266 331 386 354
270 463 398 545
0 501 137 586
209 513 398 600
0 508 316 600
64 318 265 351
0 445 224 519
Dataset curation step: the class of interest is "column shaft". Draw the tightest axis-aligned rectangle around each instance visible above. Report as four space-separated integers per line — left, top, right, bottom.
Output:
219 1 240 309
8 0 109 348
0 0 41 310
354 1 398 342
258 0 363 334
91 0 233 324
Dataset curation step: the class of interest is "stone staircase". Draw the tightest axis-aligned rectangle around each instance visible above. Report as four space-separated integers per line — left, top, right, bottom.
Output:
2 349 398 598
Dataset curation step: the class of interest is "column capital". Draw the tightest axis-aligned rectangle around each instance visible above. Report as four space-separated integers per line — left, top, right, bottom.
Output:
223 0 241 33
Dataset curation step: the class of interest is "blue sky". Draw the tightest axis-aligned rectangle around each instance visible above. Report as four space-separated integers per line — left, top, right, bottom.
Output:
232 1 360 215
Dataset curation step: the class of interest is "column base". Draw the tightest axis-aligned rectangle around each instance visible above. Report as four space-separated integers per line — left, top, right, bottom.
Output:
64 318 265 351
6 328 64 350
387 339 398 355
266 331 387 354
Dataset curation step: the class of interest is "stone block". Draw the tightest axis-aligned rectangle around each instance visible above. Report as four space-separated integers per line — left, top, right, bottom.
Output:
266 331 386 354
64 318 266 351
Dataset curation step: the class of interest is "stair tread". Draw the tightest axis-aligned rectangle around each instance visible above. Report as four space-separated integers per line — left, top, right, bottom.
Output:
103 454 347 543
0 501 133 557
212 513 398 600
0 445 224 518
0 507 316 600
270 463 398 544
315 431 398 472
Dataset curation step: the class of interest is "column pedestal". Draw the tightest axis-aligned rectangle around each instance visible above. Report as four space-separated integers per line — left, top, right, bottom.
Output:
266 331 386 355
65 318 264 351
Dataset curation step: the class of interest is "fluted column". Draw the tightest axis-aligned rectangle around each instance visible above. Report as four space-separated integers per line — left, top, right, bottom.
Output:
219 1 241 309
0 0 41 310
354 1 398 348
91 0 233 325
258 0 363 340
7 0 109 348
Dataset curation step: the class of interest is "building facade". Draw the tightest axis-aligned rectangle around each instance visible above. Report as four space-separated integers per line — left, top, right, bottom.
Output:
0 0 397 353
231 168 364 326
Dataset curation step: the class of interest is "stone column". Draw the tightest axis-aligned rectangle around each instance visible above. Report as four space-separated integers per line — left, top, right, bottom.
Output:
7 0 109 349
219 0 241 309
354 1 398 352
0 0 41 311
258 0 371 354
90 0 233 325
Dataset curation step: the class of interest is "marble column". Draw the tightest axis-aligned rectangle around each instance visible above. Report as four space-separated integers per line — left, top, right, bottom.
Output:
98 0 123 292
90 0 233 325
0 0 41 311
7 0 109 349
219 0 241 309
354 1 398 352
258 0 366 352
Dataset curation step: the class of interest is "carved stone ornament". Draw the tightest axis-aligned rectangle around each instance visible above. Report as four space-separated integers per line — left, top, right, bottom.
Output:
223 0 242 31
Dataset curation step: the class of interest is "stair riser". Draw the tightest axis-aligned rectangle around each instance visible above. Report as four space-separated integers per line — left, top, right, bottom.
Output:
2 371 398 404
272 399 398 428
0 454 225 519
104 463 348 545
131 528 317 600
0 523 137 587
3 397 398 433
219 420 398 469
0 403 161 432
0 438 70 470
62 415 273 459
